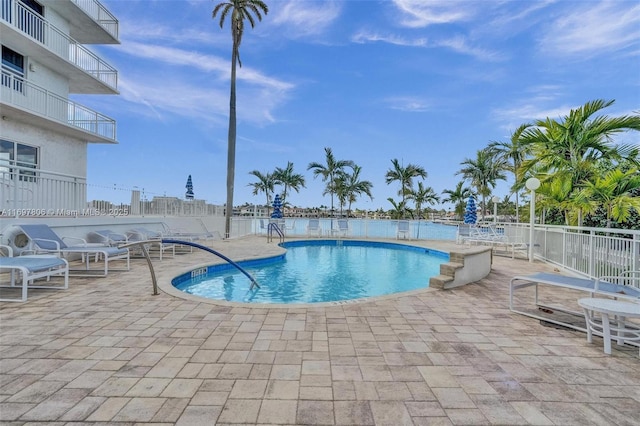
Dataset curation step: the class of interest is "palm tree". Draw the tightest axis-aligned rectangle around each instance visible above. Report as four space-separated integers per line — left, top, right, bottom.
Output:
441 181 472 220
307 147 355 219
457 148 507 222
581 168 640 227
520 99 640 194
213 0 268 239
487 123 531 222
247 170 274 215
273 161 306 208
385 159 427 217
387 198 412 220
408 181 440 220
335 165 374 217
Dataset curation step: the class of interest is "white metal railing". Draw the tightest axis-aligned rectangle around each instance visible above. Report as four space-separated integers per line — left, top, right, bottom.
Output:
71 0 119 40
1 71 117 140
497 223 640 279
1 0 118 90
0 164 87 214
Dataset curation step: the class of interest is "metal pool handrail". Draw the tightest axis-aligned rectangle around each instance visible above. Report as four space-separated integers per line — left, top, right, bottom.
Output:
119 239 260 295
162 239 260 290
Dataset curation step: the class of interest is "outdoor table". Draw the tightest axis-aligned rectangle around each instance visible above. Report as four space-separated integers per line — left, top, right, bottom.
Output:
577 298 640 355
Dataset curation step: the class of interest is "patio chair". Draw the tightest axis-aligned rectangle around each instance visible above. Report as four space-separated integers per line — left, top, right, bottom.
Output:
396 220 411 240
0 245 69 302
126 227 175 260
456 224 476 244
14 224 129 277
334 219 349 237
307 219 322 237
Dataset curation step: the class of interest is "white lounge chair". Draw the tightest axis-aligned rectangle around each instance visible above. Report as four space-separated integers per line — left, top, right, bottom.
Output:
88 229 128 246
307 219 322 237
126 227 176 260
15 224 129 277
510 271 640 333
396 220 410 240
0 245 69 302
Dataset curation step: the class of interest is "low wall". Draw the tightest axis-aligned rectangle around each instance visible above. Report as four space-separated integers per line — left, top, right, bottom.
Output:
430 246 493 290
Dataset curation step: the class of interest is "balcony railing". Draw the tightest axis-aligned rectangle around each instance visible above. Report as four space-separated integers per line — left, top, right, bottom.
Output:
0 163 87 213
1 0 118 91
1 71 117 141
71 0 119 40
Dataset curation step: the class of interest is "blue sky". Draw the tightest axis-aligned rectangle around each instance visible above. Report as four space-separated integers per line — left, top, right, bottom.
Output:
81 0 640 211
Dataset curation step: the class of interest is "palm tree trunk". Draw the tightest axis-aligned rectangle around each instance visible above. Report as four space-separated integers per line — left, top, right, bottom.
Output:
224 45 238 239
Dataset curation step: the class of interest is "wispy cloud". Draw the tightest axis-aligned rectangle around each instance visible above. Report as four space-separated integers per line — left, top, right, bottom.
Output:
392 0 474 27
540 1 640 56
351 30 427 47
352 30 502 61
384 96 431 113
433 36 504 61
271 0 341 37
108 41 294 126
117 42 293 91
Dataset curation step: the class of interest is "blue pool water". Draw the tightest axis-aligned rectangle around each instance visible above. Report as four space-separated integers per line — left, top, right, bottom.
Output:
173 240 448 304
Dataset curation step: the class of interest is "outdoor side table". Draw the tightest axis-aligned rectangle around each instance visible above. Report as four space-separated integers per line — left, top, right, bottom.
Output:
577 298 640 355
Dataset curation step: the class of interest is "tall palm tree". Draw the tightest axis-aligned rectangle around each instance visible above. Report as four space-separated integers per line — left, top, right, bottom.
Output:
385 159 427 217
487 123 531 222
213 0 268 239
247 170 274 215
273 161 305 207
441 181 472 220
457 148 507 221
334 165 373 217
408 181 440 220
307 147 354 219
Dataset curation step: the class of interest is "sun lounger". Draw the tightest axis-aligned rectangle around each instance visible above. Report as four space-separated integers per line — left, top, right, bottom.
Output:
510 271 640 333
16 224 129 277
126 227 175 260
88 229 128 246
0 245 69 302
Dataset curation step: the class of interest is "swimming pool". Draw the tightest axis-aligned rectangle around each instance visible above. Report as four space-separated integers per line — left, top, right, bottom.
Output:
172 240 448 304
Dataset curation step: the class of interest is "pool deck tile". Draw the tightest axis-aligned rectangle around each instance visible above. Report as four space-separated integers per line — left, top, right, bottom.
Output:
1 236 639 425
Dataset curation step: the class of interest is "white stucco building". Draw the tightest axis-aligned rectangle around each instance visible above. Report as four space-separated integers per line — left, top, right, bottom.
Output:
1 0 119 212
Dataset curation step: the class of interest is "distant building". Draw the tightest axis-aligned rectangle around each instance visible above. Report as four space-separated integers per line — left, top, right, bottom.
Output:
1 0 120 211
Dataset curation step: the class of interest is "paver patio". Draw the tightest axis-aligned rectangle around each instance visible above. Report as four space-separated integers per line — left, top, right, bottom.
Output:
1 236 638 425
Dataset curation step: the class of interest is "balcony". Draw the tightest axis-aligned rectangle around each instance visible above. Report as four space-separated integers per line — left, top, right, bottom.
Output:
1 71 117 143
41 0 119 44
1 0 118 93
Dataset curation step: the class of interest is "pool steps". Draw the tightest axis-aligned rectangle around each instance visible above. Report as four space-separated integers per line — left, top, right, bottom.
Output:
430 246 493 290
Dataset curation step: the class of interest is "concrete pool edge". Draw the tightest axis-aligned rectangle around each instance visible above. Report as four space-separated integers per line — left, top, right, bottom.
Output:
157 237 492 308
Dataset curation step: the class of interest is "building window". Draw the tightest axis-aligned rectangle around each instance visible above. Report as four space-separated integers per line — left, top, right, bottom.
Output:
1 45 24 92
0 139 38 181
22 0 43 16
